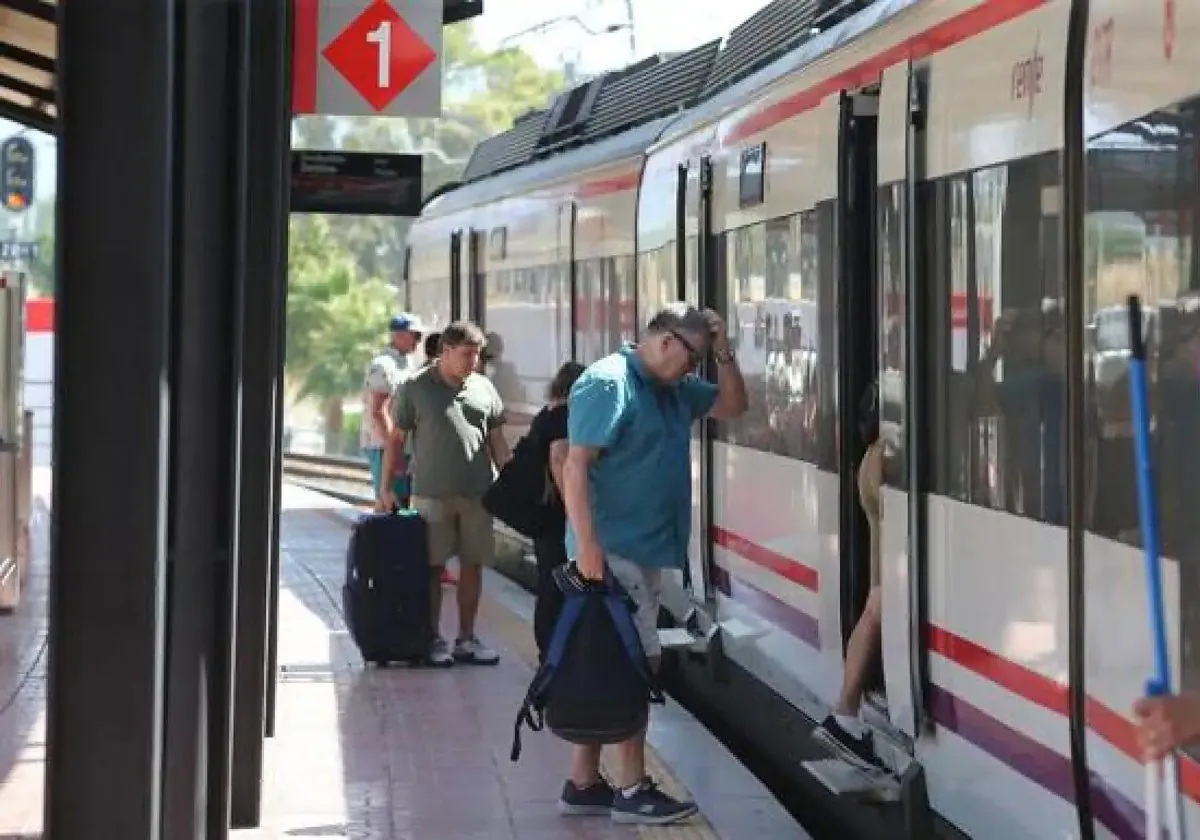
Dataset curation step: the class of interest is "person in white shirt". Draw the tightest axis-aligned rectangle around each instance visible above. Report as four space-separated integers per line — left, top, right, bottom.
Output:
362 313 423 506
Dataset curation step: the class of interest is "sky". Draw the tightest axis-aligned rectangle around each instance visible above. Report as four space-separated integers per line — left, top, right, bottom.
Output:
472 0 775 76
1 0 777 197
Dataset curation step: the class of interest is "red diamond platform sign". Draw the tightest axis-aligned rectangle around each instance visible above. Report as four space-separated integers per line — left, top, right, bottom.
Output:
293 0 443 118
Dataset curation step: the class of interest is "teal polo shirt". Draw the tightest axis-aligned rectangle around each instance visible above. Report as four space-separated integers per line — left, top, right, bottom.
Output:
565 345 719 569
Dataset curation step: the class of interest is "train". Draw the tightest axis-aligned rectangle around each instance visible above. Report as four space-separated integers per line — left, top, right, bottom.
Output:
403 0 1200 837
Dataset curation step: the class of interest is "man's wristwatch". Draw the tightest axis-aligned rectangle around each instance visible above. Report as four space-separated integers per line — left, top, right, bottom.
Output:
714 347 736 365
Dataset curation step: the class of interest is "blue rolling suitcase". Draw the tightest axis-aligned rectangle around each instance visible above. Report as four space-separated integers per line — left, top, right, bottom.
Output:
342 509 433 666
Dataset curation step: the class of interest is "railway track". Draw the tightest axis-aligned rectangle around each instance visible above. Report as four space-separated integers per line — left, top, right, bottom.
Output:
280 452 373 503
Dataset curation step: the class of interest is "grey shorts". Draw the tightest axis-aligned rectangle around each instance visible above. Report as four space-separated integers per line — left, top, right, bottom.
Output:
606 555 665 659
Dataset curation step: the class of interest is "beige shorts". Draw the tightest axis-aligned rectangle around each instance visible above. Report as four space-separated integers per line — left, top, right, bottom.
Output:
606 555 665 659
411 495 495 568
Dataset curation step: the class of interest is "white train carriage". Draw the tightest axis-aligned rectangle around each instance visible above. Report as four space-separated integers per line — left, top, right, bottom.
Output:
405 0 1200 836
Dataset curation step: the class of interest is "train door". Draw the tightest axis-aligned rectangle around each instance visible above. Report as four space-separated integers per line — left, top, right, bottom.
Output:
836 88 883 707
692 156 718 605
449 229 463 321
467 228 486 327
873 61 930 744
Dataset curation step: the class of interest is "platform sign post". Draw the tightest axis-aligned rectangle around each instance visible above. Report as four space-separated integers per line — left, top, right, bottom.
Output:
293 0 442 118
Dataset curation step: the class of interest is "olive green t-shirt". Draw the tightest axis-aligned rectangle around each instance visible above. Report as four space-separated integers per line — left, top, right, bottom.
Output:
391 365 505 498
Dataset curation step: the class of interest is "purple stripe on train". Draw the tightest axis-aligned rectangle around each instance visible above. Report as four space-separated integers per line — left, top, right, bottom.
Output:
930 685 1144 839
711 563 820 648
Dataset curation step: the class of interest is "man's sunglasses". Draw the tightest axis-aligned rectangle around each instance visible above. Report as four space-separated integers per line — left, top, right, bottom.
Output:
668 329 704 367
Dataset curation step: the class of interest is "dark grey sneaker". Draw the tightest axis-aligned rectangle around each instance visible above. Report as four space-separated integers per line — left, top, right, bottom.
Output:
812 715 885 774
453 635 500 665
558 779 616 816
610 778 698 825
426 636 454 668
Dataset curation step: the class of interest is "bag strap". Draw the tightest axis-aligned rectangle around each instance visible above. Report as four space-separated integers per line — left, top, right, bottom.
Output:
601 594 666 705
510 593 587 761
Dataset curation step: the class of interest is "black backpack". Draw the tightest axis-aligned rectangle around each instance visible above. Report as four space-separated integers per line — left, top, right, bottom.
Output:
510 579 665 760
482 421 557 539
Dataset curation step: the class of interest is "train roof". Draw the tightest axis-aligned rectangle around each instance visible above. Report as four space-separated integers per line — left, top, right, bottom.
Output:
421 115 674 217
424 0 906 216
652 0 918 145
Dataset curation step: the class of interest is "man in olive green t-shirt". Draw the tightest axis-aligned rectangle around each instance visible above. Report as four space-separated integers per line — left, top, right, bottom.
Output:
379 320 511 667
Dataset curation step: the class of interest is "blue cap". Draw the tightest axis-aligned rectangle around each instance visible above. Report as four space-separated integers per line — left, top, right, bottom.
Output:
389 313 425 333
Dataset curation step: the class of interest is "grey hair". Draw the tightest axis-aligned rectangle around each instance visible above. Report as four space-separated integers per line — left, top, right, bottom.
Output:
645 302 710 338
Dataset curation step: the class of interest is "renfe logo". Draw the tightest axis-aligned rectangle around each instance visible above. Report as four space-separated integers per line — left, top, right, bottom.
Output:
1011 40 1043 117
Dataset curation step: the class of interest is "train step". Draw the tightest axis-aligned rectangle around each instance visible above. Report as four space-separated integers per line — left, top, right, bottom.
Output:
801 756 902 803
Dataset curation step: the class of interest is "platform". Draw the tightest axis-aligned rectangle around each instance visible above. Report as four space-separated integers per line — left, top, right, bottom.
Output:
0 475 808 839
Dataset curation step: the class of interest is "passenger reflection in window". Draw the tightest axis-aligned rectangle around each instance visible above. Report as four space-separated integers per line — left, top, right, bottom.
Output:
974 303 1065 524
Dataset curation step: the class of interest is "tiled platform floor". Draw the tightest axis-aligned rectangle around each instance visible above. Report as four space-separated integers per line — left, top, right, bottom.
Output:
0 477 805 840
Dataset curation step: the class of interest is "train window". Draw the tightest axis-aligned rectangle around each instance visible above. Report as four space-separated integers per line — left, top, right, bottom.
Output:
1084 101 1200 697
608 256 636 349
739 143 767 208
718 209 835 468
637 246 675 333
925 151 1065 525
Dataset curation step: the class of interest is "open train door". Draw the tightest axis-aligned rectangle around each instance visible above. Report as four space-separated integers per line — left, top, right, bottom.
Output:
875 60 930 744
654 155 722 654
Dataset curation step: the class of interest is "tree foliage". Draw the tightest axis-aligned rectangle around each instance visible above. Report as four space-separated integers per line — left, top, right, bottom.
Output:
285 24 564 449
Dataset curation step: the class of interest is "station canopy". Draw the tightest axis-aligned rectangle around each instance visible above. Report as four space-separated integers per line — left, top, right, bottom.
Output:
0 0 483 136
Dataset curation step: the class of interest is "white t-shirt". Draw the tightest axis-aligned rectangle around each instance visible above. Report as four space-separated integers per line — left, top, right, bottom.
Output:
360 348 414 449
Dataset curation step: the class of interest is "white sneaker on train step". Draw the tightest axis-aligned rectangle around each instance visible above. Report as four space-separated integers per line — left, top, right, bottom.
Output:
453 635 499 665
610 777 698 825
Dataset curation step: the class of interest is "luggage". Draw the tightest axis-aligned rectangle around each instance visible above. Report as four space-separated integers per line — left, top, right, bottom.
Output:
482 422 557 539
510 573 665 760
342 509 432 666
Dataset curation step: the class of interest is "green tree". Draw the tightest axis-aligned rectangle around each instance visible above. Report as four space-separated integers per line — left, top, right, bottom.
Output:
286 215 396 452
285 24 565 450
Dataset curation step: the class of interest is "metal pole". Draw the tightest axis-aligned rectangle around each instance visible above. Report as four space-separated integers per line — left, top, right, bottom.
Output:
230 0 292 822
264 0 297 743
44 0 174 836
159 0 249 835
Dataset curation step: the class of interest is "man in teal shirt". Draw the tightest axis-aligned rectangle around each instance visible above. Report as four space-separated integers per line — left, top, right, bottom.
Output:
558 303 747 825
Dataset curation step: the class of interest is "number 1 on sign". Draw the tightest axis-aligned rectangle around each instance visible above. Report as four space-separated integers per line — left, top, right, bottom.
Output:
367 21 391 88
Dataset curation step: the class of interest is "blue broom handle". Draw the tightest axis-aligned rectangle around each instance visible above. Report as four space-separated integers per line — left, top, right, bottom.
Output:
1127 295 1172 697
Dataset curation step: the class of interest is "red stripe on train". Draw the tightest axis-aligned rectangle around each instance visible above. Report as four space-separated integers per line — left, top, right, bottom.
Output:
725 0 1047 144
715 528 1200 801
712 525 819 592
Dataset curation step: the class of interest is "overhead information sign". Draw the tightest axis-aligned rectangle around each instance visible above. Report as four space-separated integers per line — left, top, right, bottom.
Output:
293 0 443 118
289 151 423 217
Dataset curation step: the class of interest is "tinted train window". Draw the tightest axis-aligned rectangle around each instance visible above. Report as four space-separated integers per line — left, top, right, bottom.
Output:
1085 102 1200 697
924 152 1065 525
637 245 676 332
717 208 836 469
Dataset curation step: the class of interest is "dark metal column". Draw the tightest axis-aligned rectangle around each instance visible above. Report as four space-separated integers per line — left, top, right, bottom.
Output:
44 0 174 837
230 0 293 824
263 0 297 746
159 0 249 836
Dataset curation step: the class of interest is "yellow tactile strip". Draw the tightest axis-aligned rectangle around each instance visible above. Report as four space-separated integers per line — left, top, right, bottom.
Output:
478 593 721 840
316 504 720 839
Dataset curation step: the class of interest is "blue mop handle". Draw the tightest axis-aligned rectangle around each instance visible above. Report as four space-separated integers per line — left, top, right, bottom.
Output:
1126 295 1172 698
